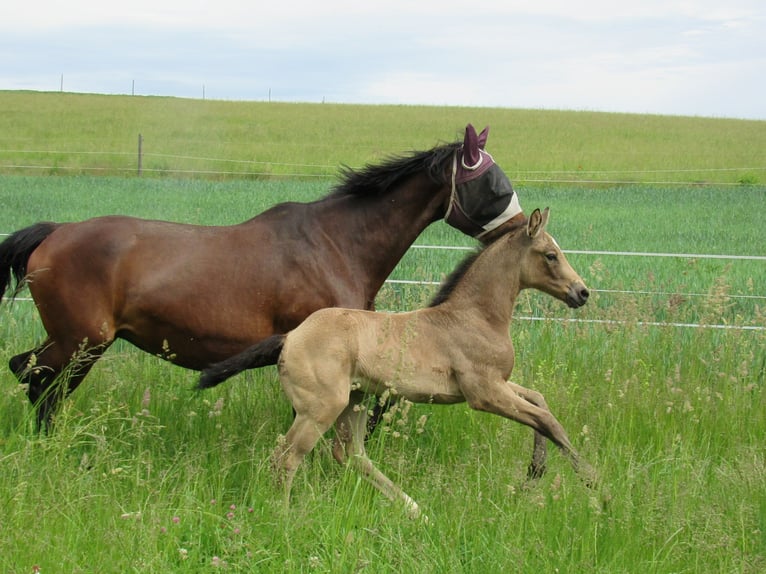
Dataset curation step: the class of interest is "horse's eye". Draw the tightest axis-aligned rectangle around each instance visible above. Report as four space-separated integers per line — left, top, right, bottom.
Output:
545 253 558 262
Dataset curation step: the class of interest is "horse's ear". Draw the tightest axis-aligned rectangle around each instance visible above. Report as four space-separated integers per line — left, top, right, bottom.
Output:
477 126 489 149
462 124 482 167
527 207 550 238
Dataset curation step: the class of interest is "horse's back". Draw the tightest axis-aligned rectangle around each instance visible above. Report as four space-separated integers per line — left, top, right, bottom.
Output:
27 216 201 293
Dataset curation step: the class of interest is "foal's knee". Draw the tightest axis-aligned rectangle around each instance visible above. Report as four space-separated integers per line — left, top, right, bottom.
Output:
524 388 549 410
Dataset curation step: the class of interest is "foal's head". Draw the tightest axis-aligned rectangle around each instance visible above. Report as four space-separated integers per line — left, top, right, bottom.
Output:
519 208 589 308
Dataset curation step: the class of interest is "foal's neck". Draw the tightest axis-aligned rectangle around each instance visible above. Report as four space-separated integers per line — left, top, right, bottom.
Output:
445 237 524 329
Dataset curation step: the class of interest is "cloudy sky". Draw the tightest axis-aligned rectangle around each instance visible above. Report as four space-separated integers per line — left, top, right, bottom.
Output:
2 0 764 119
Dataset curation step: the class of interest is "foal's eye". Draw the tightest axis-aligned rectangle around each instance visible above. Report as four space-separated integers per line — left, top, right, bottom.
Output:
545 253 558 262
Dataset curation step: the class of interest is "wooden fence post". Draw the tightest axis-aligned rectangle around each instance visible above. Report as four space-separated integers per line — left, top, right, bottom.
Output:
137 134 143 176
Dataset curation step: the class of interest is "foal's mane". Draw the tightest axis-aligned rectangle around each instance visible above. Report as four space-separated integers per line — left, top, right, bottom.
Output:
330 141 460 198
428 217 529 308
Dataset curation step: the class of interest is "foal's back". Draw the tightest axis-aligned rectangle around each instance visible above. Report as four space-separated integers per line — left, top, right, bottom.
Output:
279 304 499 406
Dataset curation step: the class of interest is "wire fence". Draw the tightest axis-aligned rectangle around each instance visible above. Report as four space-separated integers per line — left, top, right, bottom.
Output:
1 147 764 331
2 242 764 332
2 147 766 185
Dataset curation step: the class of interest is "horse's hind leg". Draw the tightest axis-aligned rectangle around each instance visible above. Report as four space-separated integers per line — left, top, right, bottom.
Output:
10 338 109 431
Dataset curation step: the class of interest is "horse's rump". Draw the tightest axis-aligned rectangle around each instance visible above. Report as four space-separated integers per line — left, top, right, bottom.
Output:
0 221 60 300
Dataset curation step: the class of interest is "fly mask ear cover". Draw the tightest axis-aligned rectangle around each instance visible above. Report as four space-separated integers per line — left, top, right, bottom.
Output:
446 124 522 238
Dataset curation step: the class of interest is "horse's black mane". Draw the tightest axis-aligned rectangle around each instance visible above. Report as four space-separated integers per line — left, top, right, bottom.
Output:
428 218 528 307
330 141 460 198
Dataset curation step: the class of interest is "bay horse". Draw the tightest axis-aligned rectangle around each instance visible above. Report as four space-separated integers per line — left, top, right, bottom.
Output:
0 124 523 429
199 208 595 518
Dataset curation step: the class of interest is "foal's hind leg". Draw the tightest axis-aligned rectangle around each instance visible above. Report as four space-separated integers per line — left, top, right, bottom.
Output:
273 386 350 504
334 392 422 519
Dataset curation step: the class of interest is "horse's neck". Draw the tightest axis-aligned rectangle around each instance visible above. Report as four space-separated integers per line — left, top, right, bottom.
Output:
336 173 448 286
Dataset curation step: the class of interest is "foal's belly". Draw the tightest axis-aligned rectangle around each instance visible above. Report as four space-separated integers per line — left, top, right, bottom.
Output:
353 375 465 405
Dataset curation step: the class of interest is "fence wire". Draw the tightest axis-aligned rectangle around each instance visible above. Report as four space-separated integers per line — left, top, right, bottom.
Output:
2 148 765 185
1 149 764 330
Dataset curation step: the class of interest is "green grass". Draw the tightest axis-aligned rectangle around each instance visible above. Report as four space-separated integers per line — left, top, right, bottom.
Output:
0 178 763 573
0 94 765 572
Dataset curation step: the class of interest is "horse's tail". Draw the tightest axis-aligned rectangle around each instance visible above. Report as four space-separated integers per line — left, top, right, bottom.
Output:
198 334 286 390
0 222 60 303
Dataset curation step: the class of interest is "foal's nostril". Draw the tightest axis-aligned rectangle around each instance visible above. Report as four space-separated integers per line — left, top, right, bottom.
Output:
580 287 590 301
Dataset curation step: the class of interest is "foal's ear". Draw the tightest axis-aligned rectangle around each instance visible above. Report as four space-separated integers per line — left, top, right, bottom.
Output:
527 207 550 238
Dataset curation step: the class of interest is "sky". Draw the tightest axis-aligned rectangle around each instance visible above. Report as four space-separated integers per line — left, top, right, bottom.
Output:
2 1 765 119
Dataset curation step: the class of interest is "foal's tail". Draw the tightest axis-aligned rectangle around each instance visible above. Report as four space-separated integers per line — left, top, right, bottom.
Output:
198 334 286 390
0 222 59 303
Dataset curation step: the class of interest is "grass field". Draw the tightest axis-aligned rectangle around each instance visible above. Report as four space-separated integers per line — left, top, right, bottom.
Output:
1 91 765 184
0 94 765 573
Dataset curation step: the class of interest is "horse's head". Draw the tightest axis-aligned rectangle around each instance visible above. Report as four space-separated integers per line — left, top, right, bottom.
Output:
445 124 523 241
520 208 589 309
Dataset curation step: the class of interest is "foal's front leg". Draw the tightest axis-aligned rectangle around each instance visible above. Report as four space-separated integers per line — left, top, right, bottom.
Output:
463 377 594 483
506 381 550 479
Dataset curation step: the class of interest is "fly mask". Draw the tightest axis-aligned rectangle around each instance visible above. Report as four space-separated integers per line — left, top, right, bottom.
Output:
445 124 522 239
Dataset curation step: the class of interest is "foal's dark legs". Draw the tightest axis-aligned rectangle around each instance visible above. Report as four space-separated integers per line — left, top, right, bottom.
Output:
366 400 393 438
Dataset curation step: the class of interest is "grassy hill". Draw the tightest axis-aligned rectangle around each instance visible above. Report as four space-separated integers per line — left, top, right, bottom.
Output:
1 90 764 184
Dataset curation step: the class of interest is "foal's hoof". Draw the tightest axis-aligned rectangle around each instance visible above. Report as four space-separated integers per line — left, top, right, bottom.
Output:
403 499 430 523
581 467 599 489
526 462 547 480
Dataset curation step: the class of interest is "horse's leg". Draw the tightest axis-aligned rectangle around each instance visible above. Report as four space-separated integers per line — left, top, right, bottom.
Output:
463 378 596 485
10 337 110 431
334 392 422 519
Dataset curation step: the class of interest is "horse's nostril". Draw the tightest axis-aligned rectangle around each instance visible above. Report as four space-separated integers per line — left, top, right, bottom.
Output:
581 288 590 300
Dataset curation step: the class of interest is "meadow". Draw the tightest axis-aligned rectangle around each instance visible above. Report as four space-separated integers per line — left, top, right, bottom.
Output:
2 90 765 185
0 93 764 573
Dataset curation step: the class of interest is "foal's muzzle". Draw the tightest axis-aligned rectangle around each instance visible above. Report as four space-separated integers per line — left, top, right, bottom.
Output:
566 283 590 308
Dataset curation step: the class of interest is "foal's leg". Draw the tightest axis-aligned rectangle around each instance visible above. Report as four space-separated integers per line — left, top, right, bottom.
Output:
273 413 338 502
463 378 595 484
505 382 550 479
334 392 422 519
274 373 350 504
